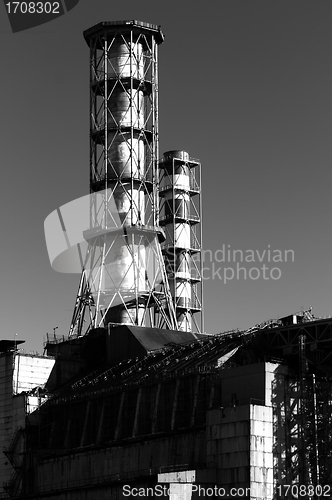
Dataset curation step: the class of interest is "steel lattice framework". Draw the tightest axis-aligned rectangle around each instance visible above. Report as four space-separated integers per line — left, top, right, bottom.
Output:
159 151 203 333
69 21 177 337
247 316 332 493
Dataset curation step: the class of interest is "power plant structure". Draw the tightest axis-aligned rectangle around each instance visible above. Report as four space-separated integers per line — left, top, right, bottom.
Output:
159 151 203 333
68 20 202 337
1 19 332 500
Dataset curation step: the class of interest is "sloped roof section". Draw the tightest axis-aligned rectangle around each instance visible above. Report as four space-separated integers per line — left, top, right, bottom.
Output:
109 325 197 363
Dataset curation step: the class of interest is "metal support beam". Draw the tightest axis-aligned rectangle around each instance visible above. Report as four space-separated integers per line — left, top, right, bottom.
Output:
170 379 180 431
114 392 125 440
132 387 142 437
190 375 200 427
80 400 91 447
151 383 161 434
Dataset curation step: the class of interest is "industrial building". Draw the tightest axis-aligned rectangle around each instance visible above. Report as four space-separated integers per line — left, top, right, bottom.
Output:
1 20 332 500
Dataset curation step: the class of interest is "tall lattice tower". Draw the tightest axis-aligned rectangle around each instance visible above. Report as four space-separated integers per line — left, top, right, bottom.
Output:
159 150 203 333
69 21 177 336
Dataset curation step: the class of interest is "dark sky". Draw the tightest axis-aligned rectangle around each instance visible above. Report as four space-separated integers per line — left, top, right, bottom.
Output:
1 1 332 351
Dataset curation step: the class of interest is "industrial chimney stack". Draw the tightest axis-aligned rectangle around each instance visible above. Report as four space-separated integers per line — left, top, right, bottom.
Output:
69 21 202 336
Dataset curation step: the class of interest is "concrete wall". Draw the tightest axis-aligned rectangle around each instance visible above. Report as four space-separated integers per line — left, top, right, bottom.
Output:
206 405 250 496
32 431 206 498
206 362 288 499
0 353 26 492
29 401 275 499
250 405 273 499
206 404 273 499
0 352 55 496
17 360 288 499
221 362 287 406
13 353 55 394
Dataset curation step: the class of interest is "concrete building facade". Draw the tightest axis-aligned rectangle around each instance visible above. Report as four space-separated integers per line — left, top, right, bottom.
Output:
2 317 331 499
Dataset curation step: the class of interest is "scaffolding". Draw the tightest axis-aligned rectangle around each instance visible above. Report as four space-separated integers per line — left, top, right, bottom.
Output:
69 21 177 337
159 151 203 333
271 331 332 497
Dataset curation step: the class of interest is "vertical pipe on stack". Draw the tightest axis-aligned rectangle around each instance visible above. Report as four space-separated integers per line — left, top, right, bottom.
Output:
104 36 146 325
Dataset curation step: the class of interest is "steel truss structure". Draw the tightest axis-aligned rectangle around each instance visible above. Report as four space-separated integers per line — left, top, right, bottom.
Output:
69 21 177 336
273 372 332 496
159 151 203 333
258 317 332 496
